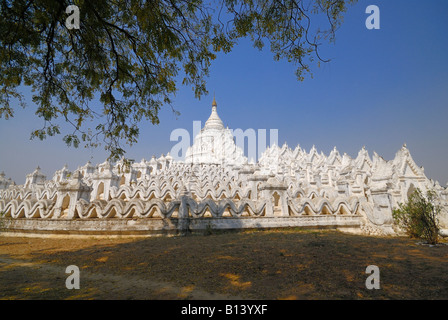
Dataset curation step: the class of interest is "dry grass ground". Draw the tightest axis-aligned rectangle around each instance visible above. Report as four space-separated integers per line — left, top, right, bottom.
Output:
0 228 447 300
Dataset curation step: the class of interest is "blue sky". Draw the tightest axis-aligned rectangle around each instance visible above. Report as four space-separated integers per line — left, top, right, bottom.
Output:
1 0 447 185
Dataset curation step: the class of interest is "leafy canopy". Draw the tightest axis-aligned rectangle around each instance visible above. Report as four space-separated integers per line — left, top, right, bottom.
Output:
0 0 357 160
393 188 441 245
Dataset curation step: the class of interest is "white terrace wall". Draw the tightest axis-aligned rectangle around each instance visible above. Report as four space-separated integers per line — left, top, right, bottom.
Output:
1 101 447 237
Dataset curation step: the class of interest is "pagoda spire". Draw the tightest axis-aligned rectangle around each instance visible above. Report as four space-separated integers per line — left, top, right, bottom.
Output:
203 93 224 130
212 92 217 108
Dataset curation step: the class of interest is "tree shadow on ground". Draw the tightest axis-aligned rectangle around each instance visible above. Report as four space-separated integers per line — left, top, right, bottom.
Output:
0 229 447 300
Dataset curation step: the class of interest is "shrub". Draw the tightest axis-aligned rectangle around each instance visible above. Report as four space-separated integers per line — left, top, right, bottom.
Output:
392 188 441 245
0 211 4 232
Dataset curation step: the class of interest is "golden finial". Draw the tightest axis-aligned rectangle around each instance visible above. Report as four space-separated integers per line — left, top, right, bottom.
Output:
212 92 217 107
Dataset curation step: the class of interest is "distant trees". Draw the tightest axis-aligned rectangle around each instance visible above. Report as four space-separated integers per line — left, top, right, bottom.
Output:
393 188 441 245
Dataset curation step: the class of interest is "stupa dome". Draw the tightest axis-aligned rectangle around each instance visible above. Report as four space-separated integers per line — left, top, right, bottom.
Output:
185 96 247 165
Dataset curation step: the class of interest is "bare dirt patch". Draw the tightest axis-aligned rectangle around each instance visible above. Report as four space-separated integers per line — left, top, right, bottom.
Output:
0 228 447 300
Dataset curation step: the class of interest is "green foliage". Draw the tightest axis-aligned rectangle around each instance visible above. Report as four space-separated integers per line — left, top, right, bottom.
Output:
0 211 5 232
0 0 357 160
393 188 441 245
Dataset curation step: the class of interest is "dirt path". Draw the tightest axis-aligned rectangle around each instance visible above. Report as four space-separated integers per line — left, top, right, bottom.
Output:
1 229 448 300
